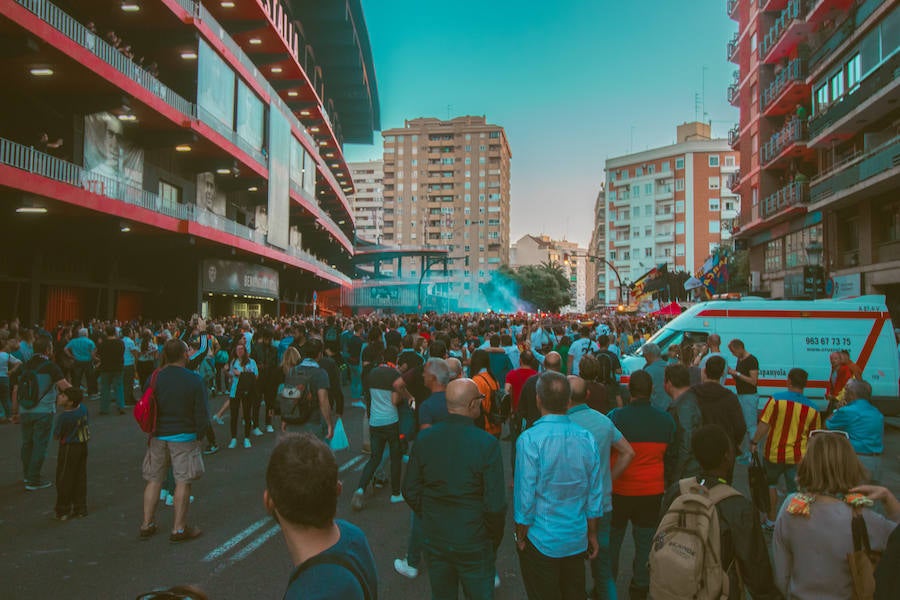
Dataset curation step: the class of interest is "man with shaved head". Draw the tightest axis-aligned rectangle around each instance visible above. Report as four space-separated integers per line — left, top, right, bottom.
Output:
403 378 506 599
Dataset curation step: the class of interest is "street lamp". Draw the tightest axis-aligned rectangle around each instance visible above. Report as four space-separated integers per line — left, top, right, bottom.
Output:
805 241 824 300
587 253 625 306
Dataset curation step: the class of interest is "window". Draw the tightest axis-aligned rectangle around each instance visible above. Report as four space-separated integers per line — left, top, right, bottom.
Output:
644 183 653 195
709 198 720 211
708 176 720 190
489 131 500 139
633 186 640 198
465 171 471 178
725 200 735 211
765 238 783 273
623 251 631 260
465 157 471 165
621 209 630 219
816 84 829 112
846 54 861 91
709 220 720 233
645 205 653 216
830 71 845 102
675 201 685 213
620 168 629 179
724 155 736 167
385 135 395 142
645 248 653 258
648 164 655 174
675 158 684 170
464 193 471 202
411 159 418 166
662 161 671 172
709 155 720 167
664 247 672 257
750 31 757 52
609 251 616 260
644 226 652 236
159 180 181 206
676 244 685 256
636 167 643 177
465 145 471 152
675 179 685 191
479 145 486 151
632 227 640 238
675 222 685 234
752 187 758 206
464 182 471 190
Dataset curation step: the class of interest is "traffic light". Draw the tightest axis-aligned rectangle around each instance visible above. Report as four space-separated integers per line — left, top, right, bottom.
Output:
803 265 826 298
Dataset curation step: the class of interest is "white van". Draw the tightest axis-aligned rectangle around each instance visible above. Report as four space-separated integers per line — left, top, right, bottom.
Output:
620 295 900 415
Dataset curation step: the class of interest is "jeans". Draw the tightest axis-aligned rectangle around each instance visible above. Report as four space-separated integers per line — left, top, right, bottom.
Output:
610 494 662 596
71 361 94 392
21 412 53 484
55 442 87 516
406 512 425 569
0 376 10 419
349 363 362 399
98 370 124 413
517 538 586 600
230 392 253 439
427 543 495 600
590 513 616 600
357 422 401 494
738 393 759 455
123 364 136 403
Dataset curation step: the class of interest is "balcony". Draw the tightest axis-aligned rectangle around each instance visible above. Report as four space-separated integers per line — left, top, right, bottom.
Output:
655 210 675 221
761 117 806 165
655 185 674 199
613 237 631 247
759 0 812 63
761 181 810 219
728 0 740 17
727 170 743 191
810 136 900 206
728 125 741 148
808 50 900 146
727 31 740 63
809 0 883 71
727 70 741 106
761 58 808 115
655 231 675 243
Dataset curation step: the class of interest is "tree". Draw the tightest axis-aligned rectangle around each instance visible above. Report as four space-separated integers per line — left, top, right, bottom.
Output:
480 264 572 313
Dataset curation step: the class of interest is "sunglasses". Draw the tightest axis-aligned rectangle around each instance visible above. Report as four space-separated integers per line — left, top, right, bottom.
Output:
471 393 486 402
809 429 849 439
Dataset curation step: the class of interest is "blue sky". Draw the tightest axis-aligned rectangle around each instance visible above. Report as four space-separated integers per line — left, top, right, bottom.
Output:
345 0 738 247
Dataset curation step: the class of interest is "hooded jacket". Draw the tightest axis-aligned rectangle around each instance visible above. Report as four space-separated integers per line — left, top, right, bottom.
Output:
692 381 747 450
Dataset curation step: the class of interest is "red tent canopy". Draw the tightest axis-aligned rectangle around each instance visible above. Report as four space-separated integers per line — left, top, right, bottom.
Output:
650 302 684 316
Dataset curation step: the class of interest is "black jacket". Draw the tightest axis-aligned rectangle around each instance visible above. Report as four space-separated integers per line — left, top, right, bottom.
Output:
692 382 747 450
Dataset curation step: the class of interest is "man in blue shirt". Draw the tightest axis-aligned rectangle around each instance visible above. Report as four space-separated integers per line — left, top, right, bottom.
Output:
515 371 602 599
268 433 378 600
64 328 96 394
827 378 884 483
121 326 138 403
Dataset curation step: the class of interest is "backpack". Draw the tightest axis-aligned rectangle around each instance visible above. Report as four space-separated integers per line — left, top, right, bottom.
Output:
594 350 617 385
487 389 511 425
134 369 160 434
649 478 742 600
288 551 373 600
324 326 339 344
253 344 279 376
279 368 317 425
18 360 52 410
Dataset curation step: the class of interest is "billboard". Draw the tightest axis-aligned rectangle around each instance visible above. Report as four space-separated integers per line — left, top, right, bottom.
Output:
198 40 236 129
267 104 291 249
83 112 143 188
202 260 279 298
196 172 227 215
236 80 264 150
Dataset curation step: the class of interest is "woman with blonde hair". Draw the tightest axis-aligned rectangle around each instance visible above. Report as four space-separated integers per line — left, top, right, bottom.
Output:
773 431 900 599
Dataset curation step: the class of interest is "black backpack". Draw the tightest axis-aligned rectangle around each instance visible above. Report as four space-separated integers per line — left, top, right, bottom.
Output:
288 552 373 600
594 351 617 385
18 360 52 410
487 389 511 425
279 368 317 425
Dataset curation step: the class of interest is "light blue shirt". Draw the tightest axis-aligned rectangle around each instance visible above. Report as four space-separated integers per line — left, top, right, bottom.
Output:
644 360 672 412
122 337 136 367
65 337 96 363
567 404 622 513
504 344 520 369
826 399 884 455
772 390 818 410
568 338 598 376
514 414 602 558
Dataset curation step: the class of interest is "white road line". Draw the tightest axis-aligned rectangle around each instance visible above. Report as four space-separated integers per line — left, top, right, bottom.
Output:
202 518 268 562
227 524 281 563
338 455 365 472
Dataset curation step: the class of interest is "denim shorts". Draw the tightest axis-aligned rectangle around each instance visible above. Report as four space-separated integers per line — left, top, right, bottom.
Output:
764 459 797 491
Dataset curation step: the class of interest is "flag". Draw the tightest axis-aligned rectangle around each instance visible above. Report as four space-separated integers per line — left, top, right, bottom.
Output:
696 251 729 296
630 263 668 299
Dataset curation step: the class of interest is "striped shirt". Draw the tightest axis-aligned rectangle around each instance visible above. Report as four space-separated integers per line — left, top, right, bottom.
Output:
760 397 822 465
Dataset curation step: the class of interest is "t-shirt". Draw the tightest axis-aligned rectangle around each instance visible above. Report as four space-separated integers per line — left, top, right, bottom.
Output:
759 396 821 465
505 367 537 412
418 391 448 427
0 351 22 378
292 360 330 425
97 338 125 372
64 337 96 363
54 404 90 444
568 337 598 376
122 336 137 367
20 355 65 415
284 520 377 600
735 354 759 395
367 365 400 427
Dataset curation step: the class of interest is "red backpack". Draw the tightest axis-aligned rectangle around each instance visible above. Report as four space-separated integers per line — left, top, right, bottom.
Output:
134 369 160 434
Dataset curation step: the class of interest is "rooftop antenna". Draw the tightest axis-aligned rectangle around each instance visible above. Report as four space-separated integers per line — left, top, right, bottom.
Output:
702 65 709 123
446 104 452 120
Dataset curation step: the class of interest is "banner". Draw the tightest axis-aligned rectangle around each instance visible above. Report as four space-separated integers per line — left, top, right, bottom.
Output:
196 172 227 215
202 260 279 298
696 251 730 296
267 104 291 249
198 40 236 129
630 263 668 299
83 112 143 188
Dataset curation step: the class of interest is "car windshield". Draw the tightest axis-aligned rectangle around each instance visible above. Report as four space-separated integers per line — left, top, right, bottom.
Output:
632 328 685 357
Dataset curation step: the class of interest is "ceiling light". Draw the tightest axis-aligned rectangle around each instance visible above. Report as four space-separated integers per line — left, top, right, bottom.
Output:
330 163 340 168
270 66 283 73
300 110 311 116
248 186 258 192
216 168 231 174
175 144 192 152
325 152 335 158
249 38 262 45
120 225 131 232
180 51 198 60
220 1 235 7
117 114 137 122
287 91 298 97
16 207 47 214
310 127 320 133
319 141 327 146
29 68 54 77
121 3 141 12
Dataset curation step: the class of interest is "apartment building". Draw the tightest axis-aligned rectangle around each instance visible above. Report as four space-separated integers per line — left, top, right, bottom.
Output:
728 0 898 313
381 116 512 309
348 160 384 243
587 186 606 305
603 123 740 304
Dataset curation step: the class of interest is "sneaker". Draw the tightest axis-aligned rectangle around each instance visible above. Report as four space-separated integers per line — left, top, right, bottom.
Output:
169 526 202 543
159 489 168 501
203 445 219 455
393 558 419 579
390 494 405 504
213 415 225 425
265 425 275 433
350 489 365 511
165 493 174 507
251 427 264 437
494 574 501 589
227 438 238 449
243 438 252 449
25 481 52 491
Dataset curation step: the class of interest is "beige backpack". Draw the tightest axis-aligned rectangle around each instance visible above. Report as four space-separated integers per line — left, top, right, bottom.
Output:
649 478 742 600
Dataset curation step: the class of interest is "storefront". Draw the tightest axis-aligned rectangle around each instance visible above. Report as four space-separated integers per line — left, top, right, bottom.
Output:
200 259 279 318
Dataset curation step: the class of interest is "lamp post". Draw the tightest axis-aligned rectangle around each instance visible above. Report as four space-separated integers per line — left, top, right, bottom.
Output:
805 241 824 300
587 254 625 306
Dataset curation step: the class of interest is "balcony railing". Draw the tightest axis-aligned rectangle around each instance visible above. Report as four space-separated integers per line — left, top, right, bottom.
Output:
759 0 810 60
728 0 740 17
727 70 741 105
808 50 900 140
810 136 900 204
761 58 806 109
761 117 806 164
809 0 885 71
761 181 810 219
727 31 740 61
0 138 350 283
728 124 741 148
728 170 743 190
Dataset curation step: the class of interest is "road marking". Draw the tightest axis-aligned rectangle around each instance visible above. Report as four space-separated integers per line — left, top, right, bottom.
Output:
338 455 365 472
202 518 268 562
228 524 281 563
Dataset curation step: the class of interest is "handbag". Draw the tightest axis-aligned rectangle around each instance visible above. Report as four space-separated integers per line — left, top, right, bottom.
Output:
848 507 881 600
134 369 160 434
747 452 771 515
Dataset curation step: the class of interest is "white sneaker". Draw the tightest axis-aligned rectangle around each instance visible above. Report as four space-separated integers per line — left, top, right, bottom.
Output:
251 427 264 437
350 489 365 511
265 425 275 433
227 438 237 449
390 494 405 504
159 489 168 501
212 415 224 425
393 558 419 579
165 493 174 507
243 438 252 449
494 574 500 589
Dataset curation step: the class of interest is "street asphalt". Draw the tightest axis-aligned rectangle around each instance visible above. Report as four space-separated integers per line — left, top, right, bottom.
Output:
1 389 899 600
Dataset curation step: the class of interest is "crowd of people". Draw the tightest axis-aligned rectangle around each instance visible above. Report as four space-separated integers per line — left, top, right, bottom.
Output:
1 311 899 599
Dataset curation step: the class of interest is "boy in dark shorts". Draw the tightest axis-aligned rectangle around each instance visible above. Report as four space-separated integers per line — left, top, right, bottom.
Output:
54 388 89 520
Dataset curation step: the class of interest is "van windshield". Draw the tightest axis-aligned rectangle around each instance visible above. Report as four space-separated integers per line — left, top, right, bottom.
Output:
632 328 684 357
